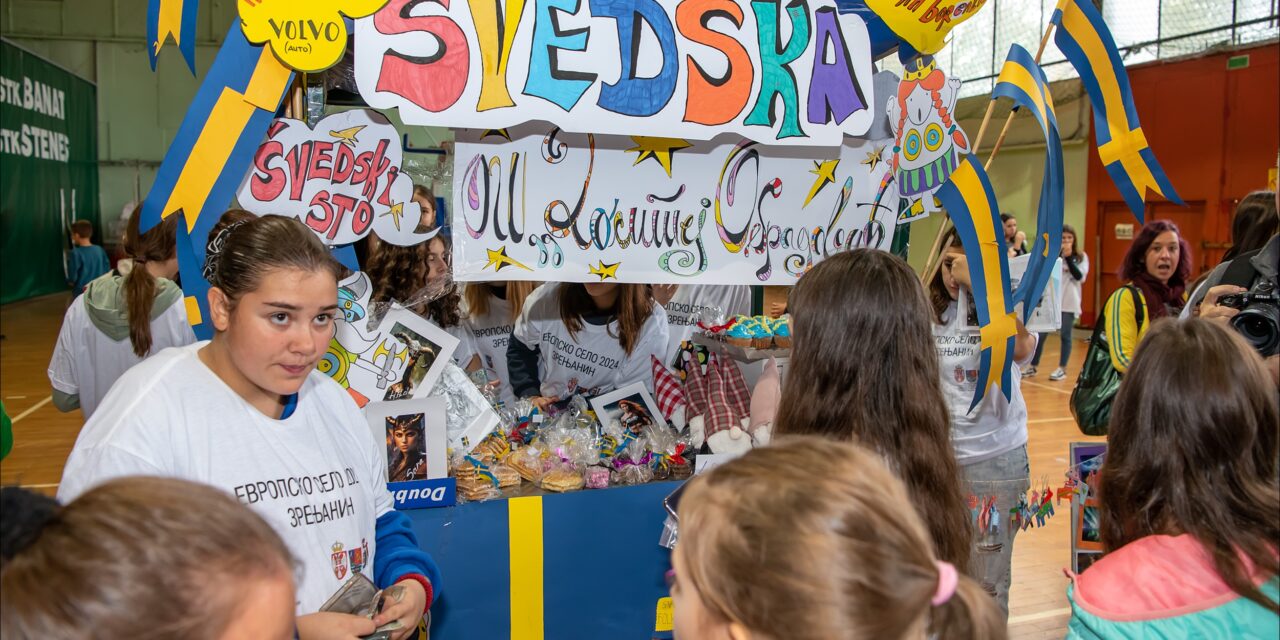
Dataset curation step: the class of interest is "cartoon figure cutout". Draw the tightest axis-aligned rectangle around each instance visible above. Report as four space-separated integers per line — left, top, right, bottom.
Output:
887 56 969 223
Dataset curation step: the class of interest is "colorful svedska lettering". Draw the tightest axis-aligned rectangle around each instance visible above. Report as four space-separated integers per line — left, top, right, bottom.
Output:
354 0 874 145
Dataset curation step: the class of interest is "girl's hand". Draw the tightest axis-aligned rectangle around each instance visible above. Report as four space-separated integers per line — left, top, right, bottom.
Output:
948 255 972 290
296 612 376 640
530 396 559 412
651 284 679 306
372 580 428 640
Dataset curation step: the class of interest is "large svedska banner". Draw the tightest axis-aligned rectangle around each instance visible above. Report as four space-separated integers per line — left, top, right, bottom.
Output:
355 0 875 146
450 125 898 285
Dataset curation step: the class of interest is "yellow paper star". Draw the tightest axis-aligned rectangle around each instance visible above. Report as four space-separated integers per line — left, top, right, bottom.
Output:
380 201 404 231
481 129 511 141
626 137 692 177
329 125 366 147
484 246 532 272
588 261 620 280
862 145 886 171
804 159 840 208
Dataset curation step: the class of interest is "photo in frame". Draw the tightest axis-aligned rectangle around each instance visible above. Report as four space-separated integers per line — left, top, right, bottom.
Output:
1070 442 1108 558
380 305 460 403
364 398 449 482
590 383 667 436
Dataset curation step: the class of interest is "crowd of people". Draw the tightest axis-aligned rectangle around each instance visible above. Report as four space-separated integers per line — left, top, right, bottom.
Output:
1 189 1276 639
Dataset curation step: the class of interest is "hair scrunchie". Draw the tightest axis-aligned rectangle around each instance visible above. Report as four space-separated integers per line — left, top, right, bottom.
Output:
201 219 251 284
931 560 959 606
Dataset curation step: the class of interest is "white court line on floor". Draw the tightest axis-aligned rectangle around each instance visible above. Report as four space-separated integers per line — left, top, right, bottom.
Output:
1023 380 1073 396
20 483 60 489
1008 607 1072 624
11 396 52 423
1028 417 1075 424
6 395 27 400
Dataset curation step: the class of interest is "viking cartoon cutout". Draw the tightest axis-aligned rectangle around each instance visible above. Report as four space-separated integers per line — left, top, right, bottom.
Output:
887 55 970 222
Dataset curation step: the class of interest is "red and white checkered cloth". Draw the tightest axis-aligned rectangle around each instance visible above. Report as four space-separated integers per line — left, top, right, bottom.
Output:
703 354 740 437
651 355 686 421
718 354 751 419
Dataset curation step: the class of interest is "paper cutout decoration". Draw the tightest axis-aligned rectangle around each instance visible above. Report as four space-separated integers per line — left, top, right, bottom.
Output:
235 109 432 247
936 154 1015 410
864 0 989 55
141 23 293 252
322 272 460 408
148 0 199 73
992 45 1065 322
887 55 969 224
174 213 215 340
451 124 897 285
1052 0 1182 223
353 0 875 146
239 0 389 73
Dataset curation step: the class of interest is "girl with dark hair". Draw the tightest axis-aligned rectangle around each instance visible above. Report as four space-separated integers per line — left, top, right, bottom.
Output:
3 477 298 639
365 229 479 370
507 282 668 411
1067 319 1278 635
1101 219 1192 373
672 437 1007 640
1001 213 1028 257
774 249 973 573
462 281 541 406
1026 223 1089 380
48 206 196 419
928 227 1038 617
58 215 440 640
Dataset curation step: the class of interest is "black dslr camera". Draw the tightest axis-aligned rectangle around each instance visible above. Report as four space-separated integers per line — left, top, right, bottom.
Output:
1219 280 1279 357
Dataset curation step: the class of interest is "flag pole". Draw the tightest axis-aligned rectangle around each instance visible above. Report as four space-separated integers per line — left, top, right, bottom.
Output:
920 21 1059 284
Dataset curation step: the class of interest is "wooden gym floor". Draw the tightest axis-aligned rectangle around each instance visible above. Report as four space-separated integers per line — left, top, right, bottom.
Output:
0 292 1100 639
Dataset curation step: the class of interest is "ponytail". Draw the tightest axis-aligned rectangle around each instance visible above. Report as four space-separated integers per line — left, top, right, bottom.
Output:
121 207 180 357
930 572 1009 639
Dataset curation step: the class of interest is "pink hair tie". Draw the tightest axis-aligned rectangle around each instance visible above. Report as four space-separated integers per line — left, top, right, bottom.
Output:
931 561 959 606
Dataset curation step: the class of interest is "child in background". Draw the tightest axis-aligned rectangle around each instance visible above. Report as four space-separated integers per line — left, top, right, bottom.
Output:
1026 224 1089 380
671 437 1006 640
929 227 1037 618
48 208 196 419
66 219 110 297
57 216 440 639
1067 319 1278 637
462 281 540 407
508 282 668 411
2 477 297 640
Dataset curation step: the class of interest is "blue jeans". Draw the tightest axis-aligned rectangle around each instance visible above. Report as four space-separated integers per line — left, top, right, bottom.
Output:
1032 312 1075 368
962 444 1031 619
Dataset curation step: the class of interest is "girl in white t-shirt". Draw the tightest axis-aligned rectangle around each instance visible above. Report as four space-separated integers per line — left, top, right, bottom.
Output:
461 281 540 407
508 282 668 411
928 227 1037 619
48 206 196 419
1026 224 1089 381
58 216 439 640
651 284 752 369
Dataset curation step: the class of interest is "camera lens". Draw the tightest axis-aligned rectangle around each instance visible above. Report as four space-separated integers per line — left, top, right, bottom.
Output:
1232 307 1280 357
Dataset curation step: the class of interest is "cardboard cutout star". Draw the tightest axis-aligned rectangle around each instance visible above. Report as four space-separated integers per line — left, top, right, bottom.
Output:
481 129 511 141
484 246 532 272
862 145 886 171
626 137 692 177
804 159 840 207
380 201 404 231
589 261 620 281
329 125 366 147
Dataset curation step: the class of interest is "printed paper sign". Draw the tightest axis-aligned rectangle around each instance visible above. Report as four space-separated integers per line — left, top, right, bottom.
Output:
239 0 388 73
354 0 875 146
451 124 898 285
236 109 432 247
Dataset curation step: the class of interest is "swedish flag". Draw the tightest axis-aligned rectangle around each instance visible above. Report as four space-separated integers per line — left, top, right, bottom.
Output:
1053 0 1182 223
993 44 1065 321
937 155 1017 411
147 0 199 74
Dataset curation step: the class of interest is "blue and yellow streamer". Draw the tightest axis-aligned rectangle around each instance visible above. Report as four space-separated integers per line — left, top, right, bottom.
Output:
937 155 1017 410
1052 0 1182 223
992 44 1065 321
147 0 199 74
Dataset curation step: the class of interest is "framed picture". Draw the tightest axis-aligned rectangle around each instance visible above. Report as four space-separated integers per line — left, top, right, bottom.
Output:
380 305 459 402
364 398 448 482
1073 551 1103 574
426 360 501 453
590 382 666 435
1069 442 1108 555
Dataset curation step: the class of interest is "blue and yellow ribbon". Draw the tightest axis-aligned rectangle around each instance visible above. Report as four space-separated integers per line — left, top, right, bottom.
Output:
992 44 1065 320
937 155 1017 410
1053 0 1182 223
147 0 199 73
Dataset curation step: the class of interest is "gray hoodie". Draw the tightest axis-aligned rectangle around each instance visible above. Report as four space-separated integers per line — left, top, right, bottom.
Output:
81 272 184 339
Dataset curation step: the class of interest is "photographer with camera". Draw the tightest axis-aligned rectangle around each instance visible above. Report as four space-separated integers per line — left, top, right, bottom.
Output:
1192 190 1279 384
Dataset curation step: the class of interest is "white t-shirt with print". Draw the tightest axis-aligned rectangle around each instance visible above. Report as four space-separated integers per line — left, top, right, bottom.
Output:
57 342 393 615
1061 253 1090 315
461 293 518 407
512 283 669 399
933 300 1035 466
47 296 196 420
662 285 752 367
